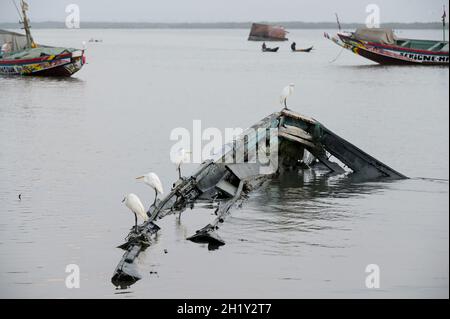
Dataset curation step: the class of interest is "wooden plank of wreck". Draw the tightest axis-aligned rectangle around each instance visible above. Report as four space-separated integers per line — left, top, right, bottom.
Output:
281 109 317 125
278 130 317 149
281 124 314 141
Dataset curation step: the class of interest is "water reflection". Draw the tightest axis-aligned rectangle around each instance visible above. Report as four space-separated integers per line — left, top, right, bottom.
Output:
174 214 189 241
0 75 84 85
256 170 391 206
222 170 398 256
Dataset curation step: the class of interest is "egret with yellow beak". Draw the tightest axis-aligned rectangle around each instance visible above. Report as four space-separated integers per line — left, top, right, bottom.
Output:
280 83 295 110
136 172 164 206
122 193 148 233
174 148 191 179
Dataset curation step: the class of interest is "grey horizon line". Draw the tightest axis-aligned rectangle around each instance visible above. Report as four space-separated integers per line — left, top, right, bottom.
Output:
0 20 447 30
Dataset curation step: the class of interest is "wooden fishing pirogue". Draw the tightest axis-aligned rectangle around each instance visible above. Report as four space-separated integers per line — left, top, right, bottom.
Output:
324 28 449 66
111 109 407 287
292 46 314 52
0 2 85 76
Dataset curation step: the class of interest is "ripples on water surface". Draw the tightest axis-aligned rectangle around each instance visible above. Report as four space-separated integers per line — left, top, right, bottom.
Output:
0 29 448 298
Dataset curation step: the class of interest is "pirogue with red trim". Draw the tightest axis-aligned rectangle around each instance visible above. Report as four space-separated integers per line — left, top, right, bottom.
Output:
325 27 449 66
0 1 85 77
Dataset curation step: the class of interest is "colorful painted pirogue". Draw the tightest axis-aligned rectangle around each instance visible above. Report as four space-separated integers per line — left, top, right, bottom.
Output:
0 1 85 76
324 28 449 66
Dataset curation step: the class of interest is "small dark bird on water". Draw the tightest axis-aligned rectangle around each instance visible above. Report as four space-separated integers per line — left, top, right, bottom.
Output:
18 194 21 200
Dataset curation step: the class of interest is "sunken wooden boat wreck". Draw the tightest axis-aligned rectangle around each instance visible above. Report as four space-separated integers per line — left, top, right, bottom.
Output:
248 23 288 41
0 1 85 76
324 28 449 66
111 108 407 287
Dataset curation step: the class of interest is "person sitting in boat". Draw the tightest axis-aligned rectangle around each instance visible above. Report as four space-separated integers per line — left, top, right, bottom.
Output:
262 42 267 51
1 41 12 57
291 42 296 51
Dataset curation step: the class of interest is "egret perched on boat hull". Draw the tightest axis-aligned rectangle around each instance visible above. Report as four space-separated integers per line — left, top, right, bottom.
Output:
122 193 148 233
280 83 295 110
136 172 164 206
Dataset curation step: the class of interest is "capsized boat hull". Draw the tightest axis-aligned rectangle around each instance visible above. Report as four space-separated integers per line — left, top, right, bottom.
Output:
325 32 449 66
0 50 85 76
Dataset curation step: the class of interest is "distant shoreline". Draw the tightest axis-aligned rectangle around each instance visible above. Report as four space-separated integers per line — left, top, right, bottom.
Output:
0 21 448 30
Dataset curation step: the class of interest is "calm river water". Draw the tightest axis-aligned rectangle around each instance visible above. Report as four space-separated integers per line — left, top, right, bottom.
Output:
0 29 448 298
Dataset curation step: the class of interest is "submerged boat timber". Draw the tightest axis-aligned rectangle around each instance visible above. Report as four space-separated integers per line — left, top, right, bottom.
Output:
0 1 85 76
111 108 407 287
248 23 288 41
325 28 449 66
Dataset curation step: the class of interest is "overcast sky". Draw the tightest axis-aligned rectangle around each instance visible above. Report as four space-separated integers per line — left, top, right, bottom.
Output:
0 0 448 23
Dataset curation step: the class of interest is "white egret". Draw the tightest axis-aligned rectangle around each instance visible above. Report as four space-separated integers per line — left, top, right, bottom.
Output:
136 172 164 205
280 83 295 110
122 193 148 233
174 148 191 179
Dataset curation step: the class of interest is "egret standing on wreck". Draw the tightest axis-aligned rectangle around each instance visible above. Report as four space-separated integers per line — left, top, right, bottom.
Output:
174 148 191 179
122 193 148 233
136 172 164 206
280 84 295 110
